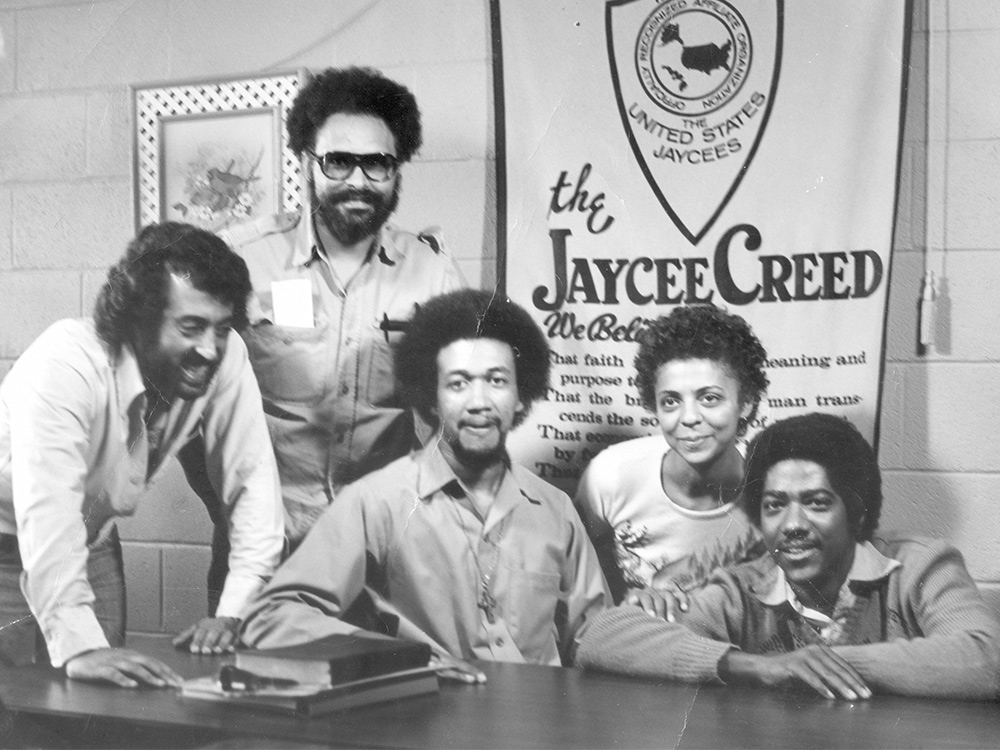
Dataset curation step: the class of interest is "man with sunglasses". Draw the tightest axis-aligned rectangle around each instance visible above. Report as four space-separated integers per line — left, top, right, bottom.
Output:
215 67 463 583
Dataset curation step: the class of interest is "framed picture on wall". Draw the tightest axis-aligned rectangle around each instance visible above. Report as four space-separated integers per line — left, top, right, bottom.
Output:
132 71 303 232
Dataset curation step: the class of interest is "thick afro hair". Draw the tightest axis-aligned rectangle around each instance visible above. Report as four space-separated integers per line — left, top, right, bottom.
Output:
633 304 769 435
741 412 882 542
394 289 550 428
287 67 422 162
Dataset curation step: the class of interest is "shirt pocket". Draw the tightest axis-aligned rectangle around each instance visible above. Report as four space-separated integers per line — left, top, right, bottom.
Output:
366 326 406 408
501 566 562 650
241 323 331 406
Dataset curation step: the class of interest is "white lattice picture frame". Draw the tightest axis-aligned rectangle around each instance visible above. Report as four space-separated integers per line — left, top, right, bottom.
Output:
133 72 301 232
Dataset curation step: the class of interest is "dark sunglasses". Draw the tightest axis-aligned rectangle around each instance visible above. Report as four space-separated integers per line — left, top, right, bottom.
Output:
306 150 399 183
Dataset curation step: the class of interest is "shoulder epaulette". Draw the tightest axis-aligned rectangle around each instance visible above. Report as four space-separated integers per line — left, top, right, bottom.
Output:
417 227 445 254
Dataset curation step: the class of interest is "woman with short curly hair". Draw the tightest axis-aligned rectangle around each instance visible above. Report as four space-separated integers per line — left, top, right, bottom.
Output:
575 304 769 611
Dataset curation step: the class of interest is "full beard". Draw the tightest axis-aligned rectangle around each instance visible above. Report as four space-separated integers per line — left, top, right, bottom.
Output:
313 179 400 246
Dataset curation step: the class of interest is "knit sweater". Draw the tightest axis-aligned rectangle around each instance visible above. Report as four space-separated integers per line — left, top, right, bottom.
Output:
576 534 1000 700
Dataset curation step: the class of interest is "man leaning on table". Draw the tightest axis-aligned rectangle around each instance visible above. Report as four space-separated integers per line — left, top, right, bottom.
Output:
240 289 610 681
577 413 1000 700
0 223 284 687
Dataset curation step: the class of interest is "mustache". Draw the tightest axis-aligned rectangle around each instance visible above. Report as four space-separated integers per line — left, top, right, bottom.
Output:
181 352 215 367
324 187 384 206
775 529 818 551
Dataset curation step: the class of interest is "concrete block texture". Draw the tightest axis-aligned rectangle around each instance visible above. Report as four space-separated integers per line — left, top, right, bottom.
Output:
0 13 14 94
879 361 1000 473
949 0 1000 30
289 0 488 71
935 251 1000 361
16 0 169 91
405 60 491 162
882 250 1000 365
117 460 213 545
164 0 366 80
881 470 1000 580
12 179 132 269
0 270 79 356
86 89 131 178
946 140 1000 250
121 544 161 632
393 158 488 261
948 30 1000 141
0 94 86 181
924 142 947 251
162 545 211 633
0 187 10 269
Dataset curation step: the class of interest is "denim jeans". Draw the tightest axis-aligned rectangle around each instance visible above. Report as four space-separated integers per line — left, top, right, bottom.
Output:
0 527 125 667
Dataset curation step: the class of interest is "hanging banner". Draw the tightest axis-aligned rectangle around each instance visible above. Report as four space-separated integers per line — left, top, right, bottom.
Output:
494 0 909 491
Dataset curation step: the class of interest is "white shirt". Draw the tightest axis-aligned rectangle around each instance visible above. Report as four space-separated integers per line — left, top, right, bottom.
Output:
0 319 284 666
575 435 760 592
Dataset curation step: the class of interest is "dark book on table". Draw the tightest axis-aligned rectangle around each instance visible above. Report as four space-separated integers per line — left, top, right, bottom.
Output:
234 633 433 687
180 666 439 717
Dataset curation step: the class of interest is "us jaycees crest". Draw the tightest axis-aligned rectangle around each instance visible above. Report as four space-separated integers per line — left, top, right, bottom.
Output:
636 0 751 115
608 0 782 243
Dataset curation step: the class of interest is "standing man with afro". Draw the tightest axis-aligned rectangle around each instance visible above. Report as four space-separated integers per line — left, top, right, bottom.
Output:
206 68 464 611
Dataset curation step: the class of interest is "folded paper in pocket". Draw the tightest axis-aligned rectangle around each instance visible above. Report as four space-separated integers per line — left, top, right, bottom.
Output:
271 279 313 328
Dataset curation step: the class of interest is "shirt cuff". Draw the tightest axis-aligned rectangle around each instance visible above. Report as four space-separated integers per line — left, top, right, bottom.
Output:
44 605 111 668
216 573 266 620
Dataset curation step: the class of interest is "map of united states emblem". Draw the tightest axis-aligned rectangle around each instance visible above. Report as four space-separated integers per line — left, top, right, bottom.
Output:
607 0 782 244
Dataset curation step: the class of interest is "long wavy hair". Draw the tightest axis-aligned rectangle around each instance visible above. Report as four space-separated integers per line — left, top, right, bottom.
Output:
94 222 251 354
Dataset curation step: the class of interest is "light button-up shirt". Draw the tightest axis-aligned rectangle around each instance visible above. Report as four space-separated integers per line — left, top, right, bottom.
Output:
223 214 464 542
0 319 284 666
240 445 611 665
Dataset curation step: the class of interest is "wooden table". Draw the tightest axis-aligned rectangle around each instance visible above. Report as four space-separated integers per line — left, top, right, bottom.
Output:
1 635 999 749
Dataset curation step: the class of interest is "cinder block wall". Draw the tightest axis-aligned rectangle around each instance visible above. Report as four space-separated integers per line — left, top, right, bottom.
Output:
878 1 1000 604
0 0 494 635
0 0 997 637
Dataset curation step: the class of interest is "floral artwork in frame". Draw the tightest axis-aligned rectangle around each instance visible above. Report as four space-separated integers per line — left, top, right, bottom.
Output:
133 72 302 233
159 108 278 232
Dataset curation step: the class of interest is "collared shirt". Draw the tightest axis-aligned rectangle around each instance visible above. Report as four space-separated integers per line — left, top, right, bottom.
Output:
240 445 611 665
0 319 284 667
758 542 902 643
222 213 464 542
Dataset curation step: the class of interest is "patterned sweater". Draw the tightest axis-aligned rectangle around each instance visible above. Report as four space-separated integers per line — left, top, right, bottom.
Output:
576 534 1000 700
